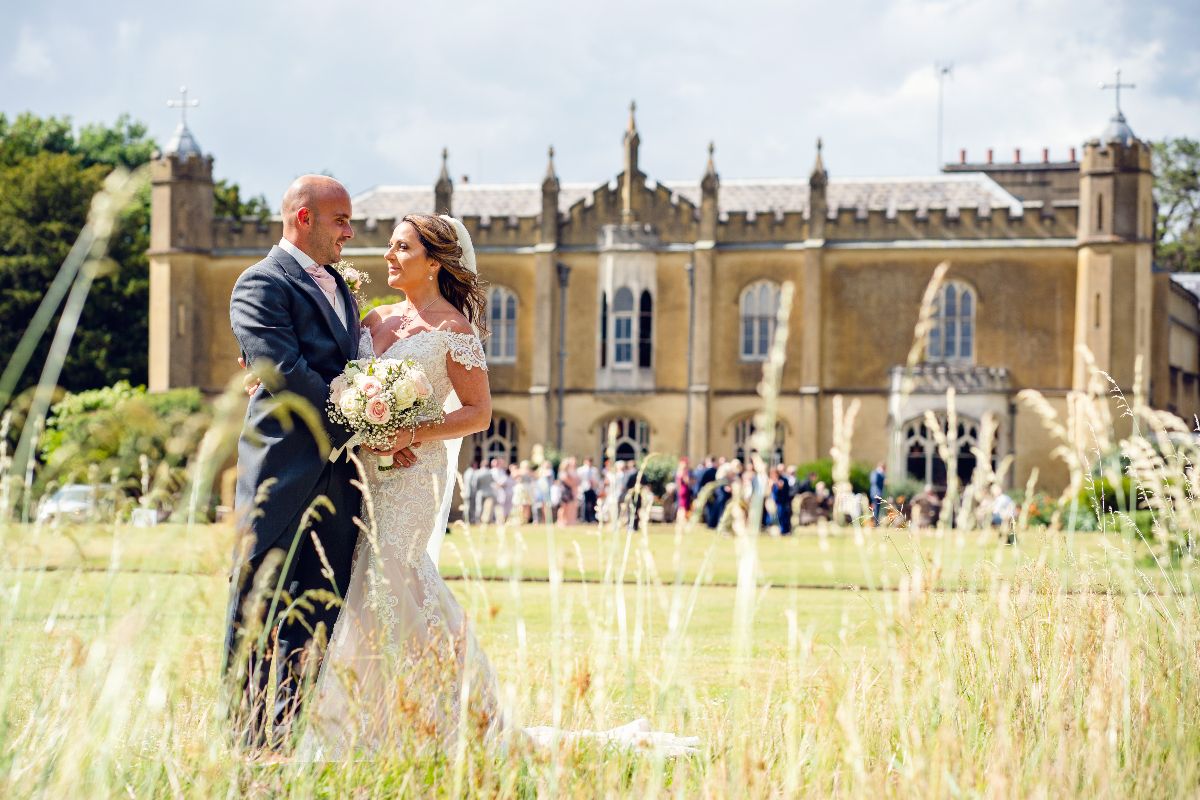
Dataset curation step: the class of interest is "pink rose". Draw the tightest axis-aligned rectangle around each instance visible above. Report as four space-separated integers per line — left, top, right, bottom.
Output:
358 375 383 398
412 371 433 400
364 397 392 424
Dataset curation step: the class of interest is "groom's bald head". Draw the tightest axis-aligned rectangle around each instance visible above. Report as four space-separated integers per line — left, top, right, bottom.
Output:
281 175 353 264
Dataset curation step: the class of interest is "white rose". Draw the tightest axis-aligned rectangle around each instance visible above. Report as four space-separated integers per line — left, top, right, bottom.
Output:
338 389 360 418
329 375 348 405
392 377 418 410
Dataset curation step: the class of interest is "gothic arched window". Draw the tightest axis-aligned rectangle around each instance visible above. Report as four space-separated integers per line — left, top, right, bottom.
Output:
927 281 975 363
471 414 519 464
902 415 990 490
600 416 650 462
599 291 608 368
638 290 653 368
739 281 780 361
733 415 785 465
486 286 517 363
613 287 635 366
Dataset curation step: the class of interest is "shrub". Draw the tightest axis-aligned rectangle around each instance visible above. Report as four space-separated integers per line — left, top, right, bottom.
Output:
1077 474 1139 514
40 382 211 512
637 453 678 498
795 457 871 495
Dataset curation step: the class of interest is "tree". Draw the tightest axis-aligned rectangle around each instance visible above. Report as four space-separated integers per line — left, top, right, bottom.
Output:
1153 137 1200 272
214 178 271 221
0 114 154 397
0 112 264 398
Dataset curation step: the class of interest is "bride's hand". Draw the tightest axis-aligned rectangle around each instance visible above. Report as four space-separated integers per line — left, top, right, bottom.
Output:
367 428 421 468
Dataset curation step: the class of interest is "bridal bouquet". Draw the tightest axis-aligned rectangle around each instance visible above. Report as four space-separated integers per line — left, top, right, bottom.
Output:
328 357 444 470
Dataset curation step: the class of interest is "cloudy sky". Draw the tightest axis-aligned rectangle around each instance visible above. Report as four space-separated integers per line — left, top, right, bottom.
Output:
5 0 1198 207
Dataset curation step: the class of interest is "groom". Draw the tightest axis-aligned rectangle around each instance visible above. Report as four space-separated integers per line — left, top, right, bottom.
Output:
224 174 367 748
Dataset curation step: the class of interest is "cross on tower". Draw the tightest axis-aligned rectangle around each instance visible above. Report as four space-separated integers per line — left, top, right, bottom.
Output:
167 85 199 126
1099 69 1135 117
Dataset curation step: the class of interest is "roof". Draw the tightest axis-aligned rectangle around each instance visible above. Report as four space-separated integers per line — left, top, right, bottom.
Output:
352 182 596 220
351 172 1022 222
1101 112 1136 147
1170 273 1200 306
164 122 203 158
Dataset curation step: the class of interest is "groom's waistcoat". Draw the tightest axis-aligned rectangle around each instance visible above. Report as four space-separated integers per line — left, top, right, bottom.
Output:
229 246 361 557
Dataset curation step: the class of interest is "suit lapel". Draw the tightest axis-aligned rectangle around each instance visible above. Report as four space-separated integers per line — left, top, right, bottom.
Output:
335 275 361 359
270 246 354 358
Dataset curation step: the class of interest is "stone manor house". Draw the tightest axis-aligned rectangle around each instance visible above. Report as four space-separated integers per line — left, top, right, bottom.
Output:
148 104 1200 492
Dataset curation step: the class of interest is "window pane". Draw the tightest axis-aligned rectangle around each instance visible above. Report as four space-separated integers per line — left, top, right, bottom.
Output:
944 319 957 356
742 319 753 356
614 288 634 311
929 325 942 358
944 285 957 316
961 290 972 315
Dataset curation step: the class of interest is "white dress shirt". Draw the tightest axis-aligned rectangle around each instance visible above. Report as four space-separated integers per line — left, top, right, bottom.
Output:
279 237 346 328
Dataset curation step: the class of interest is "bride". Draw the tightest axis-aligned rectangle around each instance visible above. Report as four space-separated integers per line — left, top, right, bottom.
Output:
296 214 696 760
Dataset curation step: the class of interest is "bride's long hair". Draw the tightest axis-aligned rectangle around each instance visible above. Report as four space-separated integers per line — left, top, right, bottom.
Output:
401 214 489 337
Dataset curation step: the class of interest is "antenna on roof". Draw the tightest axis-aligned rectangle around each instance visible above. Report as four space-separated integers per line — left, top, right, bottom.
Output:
935 62 954 171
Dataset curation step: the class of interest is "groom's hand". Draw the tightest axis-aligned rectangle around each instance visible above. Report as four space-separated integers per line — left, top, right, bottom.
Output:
237 356 262 396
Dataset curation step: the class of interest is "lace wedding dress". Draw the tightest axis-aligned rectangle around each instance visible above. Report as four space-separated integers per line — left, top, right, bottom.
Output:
297 328 697 760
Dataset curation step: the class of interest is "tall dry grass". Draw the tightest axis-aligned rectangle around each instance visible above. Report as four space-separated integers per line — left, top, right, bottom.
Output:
1 186 1198 796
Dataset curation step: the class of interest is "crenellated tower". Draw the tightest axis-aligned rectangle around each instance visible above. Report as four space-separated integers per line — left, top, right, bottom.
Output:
1072 108 1154 396
148 105 214 392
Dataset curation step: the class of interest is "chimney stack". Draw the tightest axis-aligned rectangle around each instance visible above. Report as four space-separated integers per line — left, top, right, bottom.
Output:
959 148 967 164
1069 146 1077 162
1042 147 1049 163
1014 148 1021 164
987 148 994 164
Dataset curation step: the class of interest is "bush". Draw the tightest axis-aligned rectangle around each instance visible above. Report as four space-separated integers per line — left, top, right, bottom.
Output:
360 294 403 316
1077 475 1140 514
40 382 211 512
795 457 871 496
637 453 679 498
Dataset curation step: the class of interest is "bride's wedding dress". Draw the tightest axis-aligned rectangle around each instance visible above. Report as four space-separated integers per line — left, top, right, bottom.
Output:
297 328 697 760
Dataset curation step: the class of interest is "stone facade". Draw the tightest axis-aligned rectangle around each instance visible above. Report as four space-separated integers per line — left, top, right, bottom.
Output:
148 106 1200 492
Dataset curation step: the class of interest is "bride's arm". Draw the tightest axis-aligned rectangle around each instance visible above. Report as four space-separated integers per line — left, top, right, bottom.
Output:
410 355 491 445
373 322 491 454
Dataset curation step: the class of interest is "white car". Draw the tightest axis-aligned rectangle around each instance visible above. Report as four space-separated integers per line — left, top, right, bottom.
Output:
36 484 108 524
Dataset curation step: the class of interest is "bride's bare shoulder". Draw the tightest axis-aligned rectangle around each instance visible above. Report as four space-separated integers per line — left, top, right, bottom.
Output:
435 312 474 336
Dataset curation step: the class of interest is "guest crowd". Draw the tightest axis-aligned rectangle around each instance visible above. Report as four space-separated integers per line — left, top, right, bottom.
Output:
461 453 1020 536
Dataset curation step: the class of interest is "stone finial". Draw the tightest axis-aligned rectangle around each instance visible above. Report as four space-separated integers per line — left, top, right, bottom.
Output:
809 137 828 189
435 147 453 215
622 102 641 223
543 145 559 191
701 141 719 195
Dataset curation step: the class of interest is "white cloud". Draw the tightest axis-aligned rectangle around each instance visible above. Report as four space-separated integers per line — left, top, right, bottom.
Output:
10 25 53 79
2 0 1195 201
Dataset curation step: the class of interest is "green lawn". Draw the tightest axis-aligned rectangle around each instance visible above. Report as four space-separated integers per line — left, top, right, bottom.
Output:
0 519 1177 718
2 520 1196 797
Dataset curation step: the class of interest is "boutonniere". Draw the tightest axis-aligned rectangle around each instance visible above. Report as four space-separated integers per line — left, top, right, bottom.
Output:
332 260 370 304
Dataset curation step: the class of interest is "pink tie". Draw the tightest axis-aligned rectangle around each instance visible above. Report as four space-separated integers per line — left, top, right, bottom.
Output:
305 264 338 298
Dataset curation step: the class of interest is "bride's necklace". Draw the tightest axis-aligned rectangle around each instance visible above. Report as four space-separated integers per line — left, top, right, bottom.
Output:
396 295 440 331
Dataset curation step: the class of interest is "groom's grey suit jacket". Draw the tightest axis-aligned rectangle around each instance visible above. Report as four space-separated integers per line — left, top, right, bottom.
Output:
230 245 361 558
